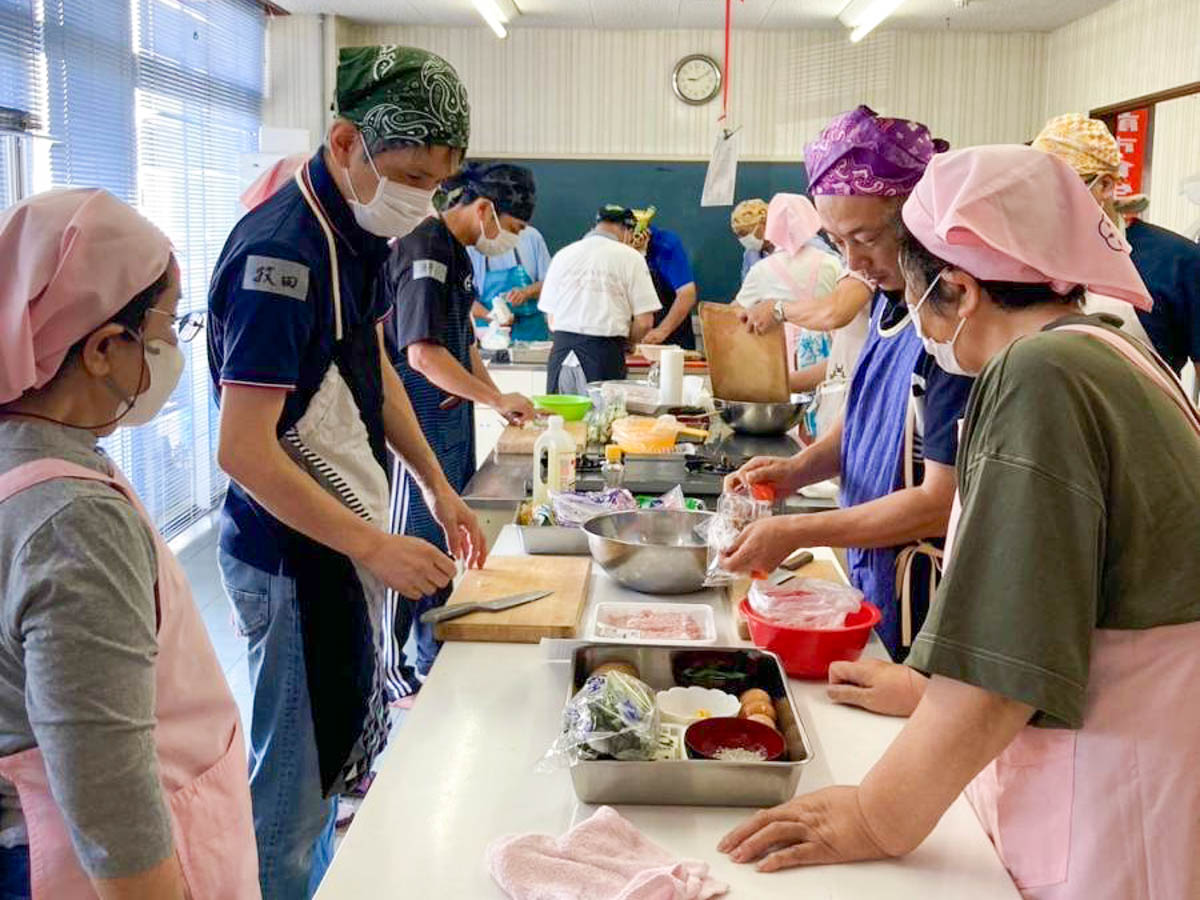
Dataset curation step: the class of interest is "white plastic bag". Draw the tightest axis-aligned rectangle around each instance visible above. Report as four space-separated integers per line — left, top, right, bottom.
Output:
557 350 589 396
701 128 739 207
702 491 773 586
748 578 863 629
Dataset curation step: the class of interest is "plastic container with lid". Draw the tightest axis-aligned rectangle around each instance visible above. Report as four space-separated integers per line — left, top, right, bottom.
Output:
532 416 577 506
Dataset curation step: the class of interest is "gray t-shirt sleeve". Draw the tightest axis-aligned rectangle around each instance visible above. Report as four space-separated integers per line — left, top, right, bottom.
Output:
15 495 174 878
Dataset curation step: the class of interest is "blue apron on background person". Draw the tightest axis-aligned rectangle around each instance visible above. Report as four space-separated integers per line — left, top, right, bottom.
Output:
475 249 548 342
381 215 479 699
839 293 935 660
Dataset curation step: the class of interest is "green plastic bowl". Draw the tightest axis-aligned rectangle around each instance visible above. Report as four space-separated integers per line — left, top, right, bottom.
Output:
532 394 593 421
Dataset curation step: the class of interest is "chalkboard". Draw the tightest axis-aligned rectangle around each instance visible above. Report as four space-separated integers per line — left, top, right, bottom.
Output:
507 158 810 303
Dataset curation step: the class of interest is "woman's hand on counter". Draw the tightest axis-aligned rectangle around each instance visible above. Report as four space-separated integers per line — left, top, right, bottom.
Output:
431 489 489 569
720 516 805 576
828 659 927 718
718 785 894 871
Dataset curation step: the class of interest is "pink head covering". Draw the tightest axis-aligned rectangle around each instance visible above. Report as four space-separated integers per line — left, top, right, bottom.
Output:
0 189 173 404
901 145 1151 311
241 154 306 211
764 193 823 256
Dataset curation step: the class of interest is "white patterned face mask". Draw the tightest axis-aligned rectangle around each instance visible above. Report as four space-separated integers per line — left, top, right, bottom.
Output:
345 133 433 238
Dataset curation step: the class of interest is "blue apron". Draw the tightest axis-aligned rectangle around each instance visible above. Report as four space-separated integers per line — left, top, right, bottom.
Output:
475 252 549 342
839 293 924 659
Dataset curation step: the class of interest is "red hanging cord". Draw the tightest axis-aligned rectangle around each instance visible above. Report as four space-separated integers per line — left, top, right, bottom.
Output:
719 0 732 123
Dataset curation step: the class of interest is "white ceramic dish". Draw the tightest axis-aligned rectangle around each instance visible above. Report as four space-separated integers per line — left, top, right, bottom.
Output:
655 685 741 726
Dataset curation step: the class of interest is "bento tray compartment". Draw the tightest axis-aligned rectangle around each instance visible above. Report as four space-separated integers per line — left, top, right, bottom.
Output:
567 644 812 807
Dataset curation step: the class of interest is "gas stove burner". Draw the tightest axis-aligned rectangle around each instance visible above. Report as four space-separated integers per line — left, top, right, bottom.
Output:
684 450 743 477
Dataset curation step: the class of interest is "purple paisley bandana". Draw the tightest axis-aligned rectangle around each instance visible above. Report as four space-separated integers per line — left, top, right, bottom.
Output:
804 105 949 198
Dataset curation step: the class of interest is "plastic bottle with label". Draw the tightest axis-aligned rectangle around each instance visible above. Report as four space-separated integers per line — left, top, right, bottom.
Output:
532 415 578 506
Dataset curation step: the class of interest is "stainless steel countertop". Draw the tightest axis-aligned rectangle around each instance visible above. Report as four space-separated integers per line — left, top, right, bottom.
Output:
463 433 838 513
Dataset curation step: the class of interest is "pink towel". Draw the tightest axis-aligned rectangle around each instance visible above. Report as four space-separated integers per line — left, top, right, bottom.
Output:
487 806 730 900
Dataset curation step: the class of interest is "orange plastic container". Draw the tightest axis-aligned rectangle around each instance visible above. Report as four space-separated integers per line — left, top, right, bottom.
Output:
739 598 882 679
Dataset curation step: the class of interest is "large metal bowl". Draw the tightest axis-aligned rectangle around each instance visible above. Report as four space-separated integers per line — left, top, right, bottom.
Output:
717 397 810 436
583 509 714 595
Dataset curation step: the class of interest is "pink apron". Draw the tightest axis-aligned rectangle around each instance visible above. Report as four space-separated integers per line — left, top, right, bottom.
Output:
0 458 259 898
944 326 1200 900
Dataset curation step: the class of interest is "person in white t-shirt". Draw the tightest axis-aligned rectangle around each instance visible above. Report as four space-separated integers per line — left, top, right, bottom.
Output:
538 205 661 393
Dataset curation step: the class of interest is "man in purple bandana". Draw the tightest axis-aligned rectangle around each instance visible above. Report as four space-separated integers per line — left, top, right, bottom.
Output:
723 106 972 662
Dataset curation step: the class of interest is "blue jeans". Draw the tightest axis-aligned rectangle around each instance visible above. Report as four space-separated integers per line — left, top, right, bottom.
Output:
219 551 337 900
0 845 30 900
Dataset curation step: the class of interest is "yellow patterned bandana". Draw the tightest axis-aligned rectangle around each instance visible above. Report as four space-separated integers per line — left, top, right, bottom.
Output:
1032 113 1120 177
731 198 767 231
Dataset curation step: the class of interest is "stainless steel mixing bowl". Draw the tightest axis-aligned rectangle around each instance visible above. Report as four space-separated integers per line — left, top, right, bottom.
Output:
717 398 809 435
582 509 714 595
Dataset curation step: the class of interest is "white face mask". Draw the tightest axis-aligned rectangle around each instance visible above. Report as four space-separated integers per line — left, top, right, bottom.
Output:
907 269 972 376
107 334 185 427
345 135 433 238
739 232 764 252
474 205 521 257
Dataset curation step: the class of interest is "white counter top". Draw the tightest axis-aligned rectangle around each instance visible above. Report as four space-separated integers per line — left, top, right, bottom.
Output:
316 529 1019 899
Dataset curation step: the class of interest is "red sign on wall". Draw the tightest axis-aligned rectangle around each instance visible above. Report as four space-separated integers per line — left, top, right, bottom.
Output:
1114 108 1149 198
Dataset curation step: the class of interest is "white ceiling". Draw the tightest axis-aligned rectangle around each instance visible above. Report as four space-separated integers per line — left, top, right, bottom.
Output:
276 0 1119 33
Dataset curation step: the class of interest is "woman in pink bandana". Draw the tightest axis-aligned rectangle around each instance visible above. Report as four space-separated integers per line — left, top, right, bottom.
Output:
0 189 258 898
719 146 1200 900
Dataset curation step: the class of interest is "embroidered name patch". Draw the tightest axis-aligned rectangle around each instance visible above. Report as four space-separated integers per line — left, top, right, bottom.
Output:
413 259 448 283
242 255 310 300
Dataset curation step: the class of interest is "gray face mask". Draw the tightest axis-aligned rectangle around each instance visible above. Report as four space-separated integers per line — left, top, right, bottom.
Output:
907 269 972 377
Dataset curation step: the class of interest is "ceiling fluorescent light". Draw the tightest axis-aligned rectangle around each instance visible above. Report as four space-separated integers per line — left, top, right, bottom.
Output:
838 0 906 43
473 0 509 38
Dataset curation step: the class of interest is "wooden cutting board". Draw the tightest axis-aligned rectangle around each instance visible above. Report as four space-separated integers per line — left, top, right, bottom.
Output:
495 420 588 455
727 559 848 640
699 302 790 402
435 556 592 643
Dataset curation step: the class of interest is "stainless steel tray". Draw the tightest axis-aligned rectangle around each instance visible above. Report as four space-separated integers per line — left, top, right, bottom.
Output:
516 525 591 555
510 343 552 365
567 644 812 807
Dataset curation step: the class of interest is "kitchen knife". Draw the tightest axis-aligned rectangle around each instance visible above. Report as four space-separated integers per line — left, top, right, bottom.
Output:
420 590 554 626
770 550 816 585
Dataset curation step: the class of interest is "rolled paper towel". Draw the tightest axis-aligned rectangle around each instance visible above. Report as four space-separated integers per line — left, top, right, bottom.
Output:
659 347 685 406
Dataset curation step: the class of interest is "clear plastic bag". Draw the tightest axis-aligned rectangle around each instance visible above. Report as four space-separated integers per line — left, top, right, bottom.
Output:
549 488 637 529
748 577 863 629
703 491 774 586
538 671 660 770
557 350 589 396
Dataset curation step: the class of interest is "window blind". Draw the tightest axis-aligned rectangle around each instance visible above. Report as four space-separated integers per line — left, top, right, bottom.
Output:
5 0 265 538
0 0 40 131
114 0 264 535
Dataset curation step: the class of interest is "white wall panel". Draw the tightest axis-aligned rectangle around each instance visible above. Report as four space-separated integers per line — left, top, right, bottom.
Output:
329 24 1047 159
1149 95 1200 238
263 13 326 149
1044 0 1200 236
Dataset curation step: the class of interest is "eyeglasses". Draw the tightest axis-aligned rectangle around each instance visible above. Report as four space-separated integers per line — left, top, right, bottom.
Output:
147 309 206 343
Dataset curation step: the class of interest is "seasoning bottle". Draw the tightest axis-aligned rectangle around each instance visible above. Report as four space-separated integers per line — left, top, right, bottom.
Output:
601 445 625 489
533 416 577 505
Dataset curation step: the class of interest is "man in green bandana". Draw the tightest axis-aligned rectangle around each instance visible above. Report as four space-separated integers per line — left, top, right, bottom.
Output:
208 45 483 898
